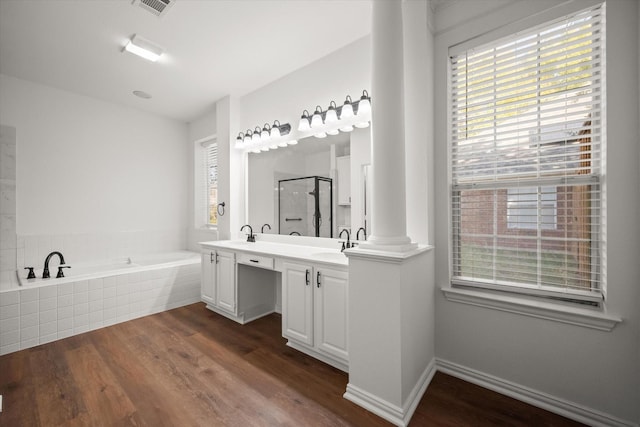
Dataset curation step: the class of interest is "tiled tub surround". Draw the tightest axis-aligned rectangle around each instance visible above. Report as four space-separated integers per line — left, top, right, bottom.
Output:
0 251 201 355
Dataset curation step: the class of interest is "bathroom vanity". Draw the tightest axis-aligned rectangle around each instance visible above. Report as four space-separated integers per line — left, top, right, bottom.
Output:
199 237 349 371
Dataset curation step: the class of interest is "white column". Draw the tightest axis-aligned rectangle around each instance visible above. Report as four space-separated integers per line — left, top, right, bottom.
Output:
364 0 415 251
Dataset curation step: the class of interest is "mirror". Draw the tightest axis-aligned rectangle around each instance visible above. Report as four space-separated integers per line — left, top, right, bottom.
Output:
247 128 371 238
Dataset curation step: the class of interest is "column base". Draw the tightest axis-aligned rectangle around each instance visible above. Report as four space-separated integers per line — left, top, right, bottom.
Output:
358 234 418 253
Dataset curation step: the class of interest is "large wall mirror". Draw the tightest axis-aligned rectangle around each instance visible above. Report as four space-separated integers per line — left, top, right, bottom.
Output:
247 128 371 238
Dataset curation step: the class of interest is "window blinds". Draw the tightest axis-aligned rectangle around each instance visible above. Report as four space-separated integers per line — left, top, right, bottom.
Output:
450 4 604 301
203 141 218 226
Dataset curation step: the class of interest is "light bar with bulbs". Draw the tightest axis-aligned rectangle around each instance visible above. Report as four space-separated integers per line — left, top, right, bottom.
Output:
235 121 294 153
298 90 371 138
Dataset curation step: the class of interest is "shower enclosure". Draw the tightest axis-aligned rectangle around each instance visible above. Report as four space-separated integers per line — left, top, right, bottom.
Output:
279 176 333 237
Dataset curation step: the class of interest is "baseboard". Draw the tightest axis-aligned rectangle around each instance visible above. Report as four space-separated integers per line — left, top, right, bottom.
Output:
286 340 349 373
343 358 437 427
436 358 638 427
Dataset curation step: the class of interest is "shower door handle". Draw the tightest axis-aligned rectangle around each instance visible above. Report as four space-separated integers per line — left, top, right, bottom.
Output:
285 218 302 222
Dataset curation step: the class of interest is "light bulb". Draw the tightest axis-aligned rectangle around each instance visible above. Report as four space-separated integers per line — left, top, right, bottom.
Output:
340 96 354 119
244 131 252 144
357 91 371 116
355 121 370 129
311 110 323 128
298 110 311 132
315 132 327 139
327 129 339 136
261 123 271 141
325 101 338 123
288 140 298 145
339 125 354 132
271 121 281 138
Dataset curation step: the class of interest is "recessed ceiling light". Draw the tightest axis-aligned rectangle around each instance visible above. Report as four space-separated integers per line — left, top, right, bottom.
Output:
123 34 164 62
133 90 152 99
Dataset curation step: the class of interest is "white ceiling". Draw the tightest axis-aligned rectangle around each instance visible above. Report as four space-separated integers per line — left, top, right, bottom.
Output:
0 0 371 123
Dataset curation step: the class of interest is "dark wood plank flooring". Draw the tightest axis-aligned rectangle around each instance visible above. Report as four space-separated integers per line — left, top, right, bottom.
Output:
0 303 585 426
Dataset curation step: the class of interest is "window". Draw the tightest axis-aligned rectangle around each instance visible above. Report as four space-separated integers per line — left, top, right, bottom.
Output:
195 136 218 228
449 4 604 302
206 142 218 225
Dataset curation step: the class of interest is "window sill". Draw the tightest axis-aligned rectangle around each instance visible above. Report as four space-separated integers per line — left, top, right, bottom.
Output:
441 286 622 331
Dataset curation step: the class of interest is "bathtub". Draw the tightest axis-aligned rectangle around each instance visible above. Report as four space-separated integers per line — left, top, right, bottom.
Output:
0 251 201 356
13 250 200 289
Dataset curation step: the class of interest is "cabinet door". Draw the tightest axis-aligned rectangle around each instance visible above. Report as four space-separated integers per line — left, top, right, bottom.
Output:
215 250 236 314
201 250 216 304
314 266 349 361
282 261 314 346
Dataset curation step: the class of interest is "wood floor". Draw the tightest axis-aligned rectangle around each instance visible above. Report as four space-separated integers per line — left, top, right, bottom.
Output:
0 303 585 426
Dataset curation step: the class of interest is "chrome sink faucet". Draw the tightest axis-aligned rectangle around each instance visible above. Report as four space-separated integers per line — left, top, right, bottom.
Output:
241 224 255 242
42 251 70 279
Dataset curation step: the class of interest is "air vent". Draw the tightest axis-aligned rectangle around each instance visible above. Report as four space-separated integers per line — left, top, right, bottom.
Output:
132 0 175 18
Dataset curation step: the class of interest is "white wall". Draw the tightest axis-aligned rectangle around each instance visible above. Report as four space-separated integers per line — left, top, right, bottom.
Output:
239 37 371 140
0 74 189 240
433 1 640 425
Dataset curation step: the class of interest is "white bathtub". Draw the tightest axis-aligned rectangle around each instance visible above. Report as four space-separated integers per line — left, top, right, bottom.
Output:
12 251 199 289
0 251 201 356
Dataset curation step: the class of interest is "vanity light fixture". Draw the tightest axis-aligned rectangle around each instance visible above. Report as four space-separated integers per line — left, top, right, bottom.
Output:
235 121 292 152
297 90 372 137
123 34 164 62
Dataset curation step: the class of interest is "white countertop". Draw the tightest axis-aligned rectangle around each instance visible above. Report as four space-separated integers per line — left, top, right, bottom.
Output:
199 238 348 267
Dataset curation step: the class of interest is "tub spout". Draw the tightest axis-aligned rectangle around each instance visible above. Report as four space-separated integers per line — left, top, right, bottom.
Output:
43 251 66 279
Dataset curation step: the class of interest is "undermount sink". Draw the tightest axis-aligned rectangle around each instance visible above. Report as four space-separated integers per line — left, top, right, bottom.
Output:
311 252 347 261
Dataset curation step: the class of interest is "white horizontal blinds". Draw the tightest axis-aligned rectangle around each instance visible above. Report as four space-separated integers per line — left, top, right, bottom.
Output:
450 4 604 299
204 141 218 226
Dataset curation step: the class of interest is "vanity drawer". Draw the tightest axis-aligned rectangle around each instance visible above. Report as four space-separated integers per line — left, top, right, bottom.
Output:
237 253 275 270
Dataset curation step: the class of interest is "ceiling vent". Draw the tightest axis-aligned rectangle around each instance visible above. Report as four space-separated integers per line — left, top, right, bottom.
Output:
132 0 175 18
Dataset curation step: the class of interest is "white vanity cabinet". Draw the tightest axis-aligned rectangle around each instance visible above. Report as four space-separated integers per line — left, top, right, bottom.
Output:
200 248 237 315
282 261 349 370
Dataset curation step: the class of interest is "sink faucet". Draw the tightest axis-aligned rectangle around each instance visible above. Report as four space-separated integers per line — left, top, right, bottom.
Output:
339 229 351 251
261 223 271 233
240 225 255 242
42 251 67 279
356 227 367 241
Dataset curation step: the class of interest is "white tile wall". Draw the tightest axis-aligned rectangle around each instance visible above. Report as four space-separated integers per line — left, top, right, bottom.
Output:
16 229 187 270
0 262 200 355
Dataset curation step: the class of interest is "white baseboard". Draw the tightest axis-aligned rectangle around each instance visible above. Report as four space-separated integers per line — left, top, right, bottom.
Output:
344 358 437 427
436 358 638 427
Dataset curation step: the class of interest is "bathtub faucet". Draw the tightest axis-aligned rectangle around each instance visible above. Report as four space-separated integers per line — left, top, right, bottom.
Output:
42 251 67 279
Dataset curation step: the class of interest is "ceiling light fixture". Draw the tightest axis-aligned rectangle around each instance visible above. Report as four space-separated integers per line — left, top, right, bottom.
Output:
235 121 292 152
123 34 164 62
298 90 372 137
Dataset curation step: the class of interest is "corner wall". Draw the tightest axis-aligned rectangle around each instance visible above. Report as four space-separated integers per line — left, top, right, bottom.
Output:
0 75 190 260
